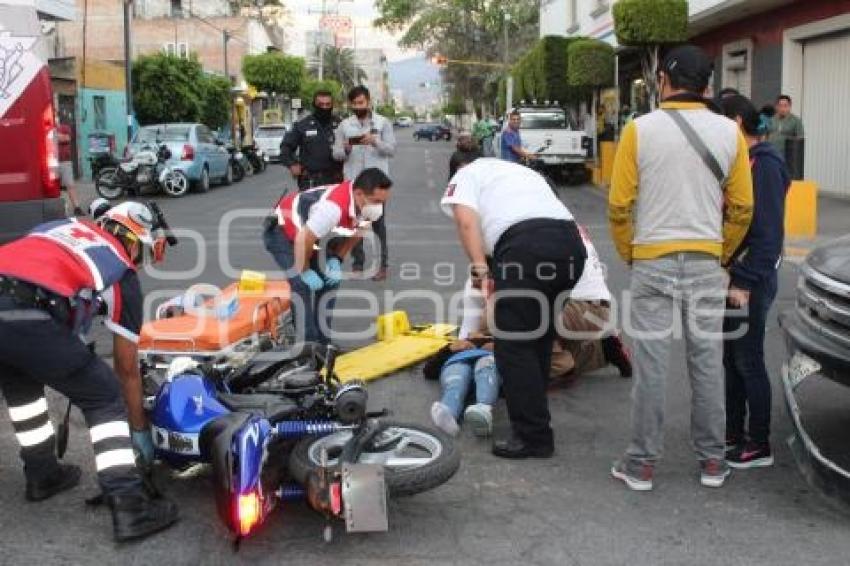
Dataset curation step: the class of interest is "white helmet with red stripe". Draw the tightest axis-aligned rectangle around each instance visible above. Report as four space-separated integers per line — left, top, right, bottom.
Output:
94 201 167 264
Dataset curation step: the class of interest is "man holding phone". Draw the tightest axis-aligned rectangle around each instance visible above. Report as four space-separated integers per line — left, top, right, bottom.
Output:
333 85 396 281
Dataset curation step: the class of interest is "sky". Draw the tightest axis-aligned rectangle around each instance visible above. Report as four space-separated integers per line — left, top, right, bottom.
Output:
285 0 422 62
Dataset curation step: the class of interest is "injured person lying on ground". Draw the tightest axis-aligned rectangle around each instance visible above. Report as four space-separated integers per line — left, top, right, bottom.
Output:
423 227 632 437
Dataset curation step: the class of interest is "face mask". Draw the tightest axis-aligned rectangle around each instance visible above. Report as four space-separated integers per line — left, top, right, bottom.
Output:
353 108 369 119
360 202 383 222
314 107 333 121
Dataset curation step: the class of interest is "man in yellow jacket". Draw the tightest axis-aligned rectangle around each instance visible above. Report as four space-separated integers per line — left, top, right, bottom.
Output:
608 45 753 492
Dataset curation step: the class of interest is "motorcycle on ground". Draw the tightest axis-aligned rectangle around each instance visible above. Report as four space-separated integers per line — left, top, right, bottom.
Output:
142 343 459 543
94 143 190 200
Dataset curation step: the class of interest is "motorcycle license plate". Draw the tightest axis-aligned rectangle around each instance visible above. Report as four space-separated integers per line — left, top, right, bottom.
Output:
787 351 821 389
341 463 388 533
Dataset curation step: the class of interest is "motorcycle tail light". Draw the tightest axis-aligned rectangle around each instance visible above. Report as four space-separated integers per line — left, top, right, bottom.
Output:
181 144 194 161
41 105 60 198
237 491 261 536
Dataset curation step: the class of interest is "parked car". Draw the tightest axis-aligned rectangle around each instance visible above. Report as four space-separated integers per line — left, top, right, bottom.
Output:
0 3 65 243
126 123 230 193
780 235 850 504
435 124 452 141
394 116 414 128
414 125 450 141
254 123 287 163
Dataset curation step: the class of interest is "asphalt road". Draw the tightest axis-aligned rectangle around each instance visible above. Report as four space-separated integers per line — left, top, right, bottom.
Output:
1 131 850 566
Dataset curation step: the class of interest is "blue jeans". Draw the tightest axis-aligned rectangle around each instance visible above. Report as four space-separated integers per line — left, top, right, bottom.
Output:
439 356 500 419
724 272 778 445
263 227 336 344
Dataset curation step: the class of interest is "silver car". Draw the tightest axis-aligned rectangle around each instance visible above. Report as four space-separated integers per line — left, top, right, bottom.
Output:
254 124 288 163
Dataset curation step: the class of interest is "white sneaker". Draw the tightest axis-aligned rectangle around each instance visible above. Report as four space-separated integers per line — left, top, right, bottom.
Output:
463 404 493 437
430 402 459 437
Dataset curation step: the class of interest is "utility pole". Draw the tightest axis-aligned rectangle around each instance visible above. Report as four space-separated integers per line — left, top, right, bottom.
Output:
503 11 513 113
223 29 230 82
123 0 134 141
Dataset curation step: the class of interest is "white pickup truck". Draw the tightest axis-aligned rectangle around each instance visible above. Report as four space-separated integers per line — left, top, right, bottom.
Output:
494 104 589 184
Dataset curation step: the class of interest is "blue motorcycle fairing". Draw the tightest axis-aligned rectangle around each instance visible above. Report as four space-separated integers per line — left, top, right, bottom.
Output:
231 416 273 495
150 372 230 461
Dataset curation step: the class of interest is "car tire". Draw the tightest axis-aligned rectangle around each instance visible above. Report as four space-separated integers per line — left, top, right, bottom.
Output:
195 165 210 193
221 162 233 186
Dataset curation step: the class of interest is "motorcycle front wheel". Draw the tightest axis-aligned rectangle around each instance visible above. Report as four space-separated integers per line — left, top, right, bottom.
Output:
161 170 190 198
94 167 125 200
289 420 460 497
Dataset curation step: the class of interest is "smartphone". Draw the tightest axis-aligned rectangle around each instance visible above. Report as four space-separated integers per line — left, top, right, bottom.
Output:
348 135 365 145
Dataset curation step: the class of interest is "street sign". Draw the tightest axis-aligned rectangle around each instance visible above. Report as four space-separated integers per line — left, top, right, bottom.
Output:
291 98 302 110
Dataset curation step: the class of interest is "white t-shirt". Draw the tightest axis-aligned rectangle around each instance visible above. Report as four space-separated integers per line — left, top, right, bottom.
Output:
570 226 611 302
440 158 573 253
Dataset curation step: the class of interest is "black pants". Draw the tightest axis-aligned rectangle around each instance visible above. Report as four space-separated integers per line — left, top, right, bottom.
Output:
352 205 388 270
0 299 141 493
724 272 778 445
492 219 586 447
297 170 343 191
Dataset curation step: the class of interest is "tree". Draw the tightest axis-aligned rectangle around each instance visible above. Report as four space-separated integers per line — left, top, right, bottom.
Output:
316 46 367 92
242 52 305 97
375 0 540 111
133 52 206 125
613 0 688 109
376 103 396 118
300 78 344 107
201 74 232 130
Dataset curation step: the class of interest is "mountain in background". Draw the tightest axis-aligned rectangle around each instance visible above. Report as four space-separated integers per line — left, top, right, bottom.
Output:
388 55 442 110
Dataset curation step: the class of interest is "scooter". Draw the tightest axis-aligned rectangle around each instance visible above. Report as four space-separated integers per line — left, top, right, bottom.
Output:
95 143 190 199
242 143 266 174
227 144 253 182
143 343 459 543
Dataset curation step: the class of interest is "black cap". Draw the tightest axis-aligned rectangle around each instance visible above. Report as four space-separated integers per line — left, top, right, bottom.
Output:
661 45 713 88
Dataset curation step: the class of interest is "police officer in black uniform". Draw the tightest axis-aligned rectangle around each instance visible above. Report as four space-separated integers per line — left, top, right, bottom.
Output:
280 90 343 191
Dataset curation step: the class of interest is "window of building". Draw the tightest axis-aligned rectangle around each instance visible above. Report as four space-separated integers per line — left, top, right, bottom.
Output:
170 0 183 18
93 96 106 130
162 42 189 59
177 42 189 58
722 39 754 98
567 0 579 33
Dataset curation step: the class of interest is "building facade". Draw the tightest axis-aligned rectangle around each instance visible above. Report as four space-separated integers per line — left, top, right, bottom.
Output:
55 0 283 83
539 0 850 197
354 48 388 105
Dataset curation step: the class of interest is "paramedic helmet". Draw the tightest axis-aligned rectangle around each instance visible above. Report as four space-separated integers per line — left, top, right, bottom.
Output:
96 201 168 265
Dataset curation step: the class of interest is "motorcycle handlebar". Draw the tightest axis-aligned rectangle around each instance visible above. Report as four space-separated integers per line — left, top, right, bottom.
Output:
147 201 179 246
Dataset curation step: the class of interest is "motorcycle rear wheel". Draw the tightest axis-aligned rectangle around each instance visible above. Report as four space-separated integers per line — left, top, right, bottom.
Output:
94 167 125 200
289 420 460 497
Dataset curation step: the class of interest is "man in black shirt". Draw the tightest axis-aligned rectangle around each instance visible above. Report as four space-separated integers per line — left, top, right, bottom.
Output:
280 90 343 190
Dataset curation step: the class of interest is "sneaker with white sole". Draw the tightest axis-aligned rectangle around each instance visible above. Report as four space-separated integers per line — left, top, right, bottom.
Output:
430 402 459 437
727 442 774 469
463 403 493 437
611 459 654 491
700 458 731 488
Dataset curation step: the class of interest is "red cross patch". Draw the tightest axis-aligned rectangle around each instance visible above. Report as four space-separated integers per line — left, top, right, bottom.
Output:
445 183 456 197
69 227 98 242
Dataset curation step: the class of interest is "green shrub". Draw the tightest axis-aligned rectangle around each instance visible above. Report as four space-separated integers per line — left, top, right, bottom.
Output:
567 39 615 87
613 0 688 46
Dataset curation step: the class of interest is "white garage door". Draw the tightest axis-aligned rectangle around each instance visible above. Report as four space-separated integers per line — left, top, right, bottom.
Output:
802 31 850 197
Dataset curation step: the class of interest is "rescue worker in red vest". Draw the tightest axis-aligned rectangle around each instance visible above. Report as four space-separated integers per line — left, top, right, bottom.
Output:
0 200 179 542
263 167 393 344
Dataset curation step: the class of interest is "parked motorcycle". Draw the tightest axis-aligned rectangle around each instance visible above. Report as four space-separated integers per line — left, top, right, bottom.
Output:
227 144 253 182
88 151 119 179
142 343 459 542
95 143 190 199
242 143 266 174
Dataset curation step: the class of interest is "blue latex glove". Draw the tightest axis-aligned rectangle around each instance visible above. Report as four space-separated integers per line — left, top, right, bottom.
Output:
324 257 343 288
299 269 325 291
131 428 155 466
